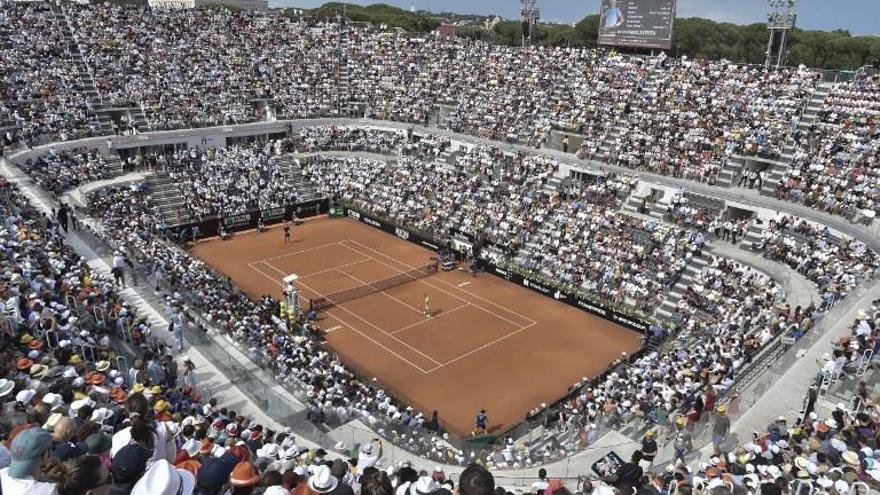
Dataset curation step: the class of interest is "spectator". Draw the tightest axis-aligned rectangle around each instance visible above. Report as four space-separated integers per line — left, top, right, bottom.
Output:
458 465 494 495
0 427 56 494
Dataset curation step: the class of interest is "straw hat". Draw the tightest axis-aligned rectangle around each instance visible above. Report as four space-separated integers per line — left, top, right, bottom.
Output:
29 364 48 379
842 451 859 466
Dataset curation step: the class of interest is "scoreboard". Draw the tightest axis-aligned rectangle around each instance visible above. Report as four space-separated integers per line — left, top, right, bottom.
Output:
597 0 676 49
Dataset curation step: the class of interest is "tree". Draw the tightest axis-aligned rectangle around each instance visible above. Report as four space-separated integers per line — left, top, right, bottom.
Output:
304 2 880 70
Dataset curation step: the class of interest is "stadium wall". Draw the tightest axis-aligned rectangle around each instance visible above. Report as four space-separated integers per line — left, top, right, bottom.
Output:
169 198 331 238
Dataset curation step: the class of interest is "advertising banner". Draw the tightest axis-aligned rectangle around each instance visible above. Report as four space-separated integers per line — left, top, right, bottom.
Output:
176 198 329 240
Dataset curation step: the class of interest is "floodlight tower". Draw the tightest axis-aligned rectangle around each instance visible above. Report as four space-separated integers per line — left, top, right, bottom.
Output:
520 0 540 47
765 0 797 69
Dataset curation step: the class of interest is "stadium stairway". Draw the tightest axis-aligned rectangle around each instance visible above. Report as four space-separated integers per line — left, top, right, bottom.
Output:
542 174 565 193
438 148 457 166
336 22 351 115
622 194 650 215
740 222 768 250
129 105 150 131
715 157 744 188
276 154 322 202
653 252 709 321
53 5 112 135
434 148 459 172
817 366 877 418
105 153 124 177
593 63 662 162
760 81 834 197
146 171 192 227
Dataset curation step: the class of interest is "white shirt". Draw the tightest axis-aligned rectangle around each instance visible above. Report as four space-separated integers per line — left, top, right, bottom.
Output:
0 468 58 495
531 480 550 491
111 423 176 467
112 255 126 269
355 451 379 475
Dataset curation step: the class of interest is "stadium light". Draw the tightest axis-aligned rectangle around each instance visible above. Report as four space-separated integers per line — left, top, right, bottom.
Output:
519 0 540 47
765 0 796 69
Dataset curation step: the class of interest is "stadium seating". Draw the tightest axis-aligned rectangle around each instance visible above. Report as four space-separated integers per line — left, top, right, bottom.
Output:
1 3 879 494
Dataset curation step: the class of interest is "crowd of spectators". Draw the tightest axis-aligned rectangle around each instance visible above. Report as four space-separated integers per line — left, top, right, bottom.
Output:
66 5 337 129
514 176 687 313
303 143 558 247
292 127 407 154
600 59 817 183
655 301 879 495
551 52 648 158
754 214 877 308
20 147 112 195
0 3 100 145
8 3 879 229
2 1 879 484
0 5 816 163
9 3 880 229
776 75 880 222
158 144 300 220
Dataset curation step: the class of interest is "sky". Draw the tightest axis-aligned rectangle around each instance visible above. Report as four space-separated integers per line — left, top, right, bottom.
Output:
271 0 880 35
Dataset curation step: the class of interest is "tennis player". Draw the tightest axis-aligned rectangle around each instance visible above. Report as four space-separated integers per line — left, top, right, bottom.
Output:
423 294 431 318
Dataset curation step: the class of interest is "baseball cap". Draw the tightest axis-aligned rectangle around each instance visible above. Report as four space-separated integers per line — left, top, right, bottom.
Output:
9 427 54 477
197 455 238 493
111 444 152 485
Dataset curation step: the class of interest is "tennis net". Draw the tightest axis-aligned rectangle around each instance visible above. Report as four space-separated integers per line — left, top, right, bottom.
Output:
309 261 439 310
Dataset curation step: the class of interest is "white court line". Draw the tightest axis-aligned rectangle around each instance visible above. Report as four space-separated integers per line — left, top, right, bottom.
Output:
316 272 440 371
340 240 536 329
296 276 443 368
248 261 285 287
265 257 371 279
256 241 346 263
342 239 537 326
425 321 537 373
333 267 427 316
254 242 531 374
389 302 472 335
247 260 433 374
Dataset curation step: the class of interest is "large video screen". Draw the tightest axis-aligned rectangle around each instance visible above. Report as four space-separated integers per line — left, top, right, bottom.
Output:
597 0 676 49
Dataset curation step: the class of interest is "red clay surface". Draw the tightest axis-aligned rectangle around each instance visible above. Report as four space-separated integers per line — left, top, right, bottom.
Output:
189 217 641 437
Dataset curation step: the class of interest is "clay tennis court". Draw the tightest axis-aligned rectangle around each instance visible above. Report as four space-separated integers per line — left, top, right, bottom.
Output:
190 216 641 437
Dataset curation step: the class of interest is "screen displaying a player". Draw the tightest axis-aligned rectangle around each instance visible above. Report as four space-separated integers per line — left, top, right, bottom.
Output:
601 0 625 29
